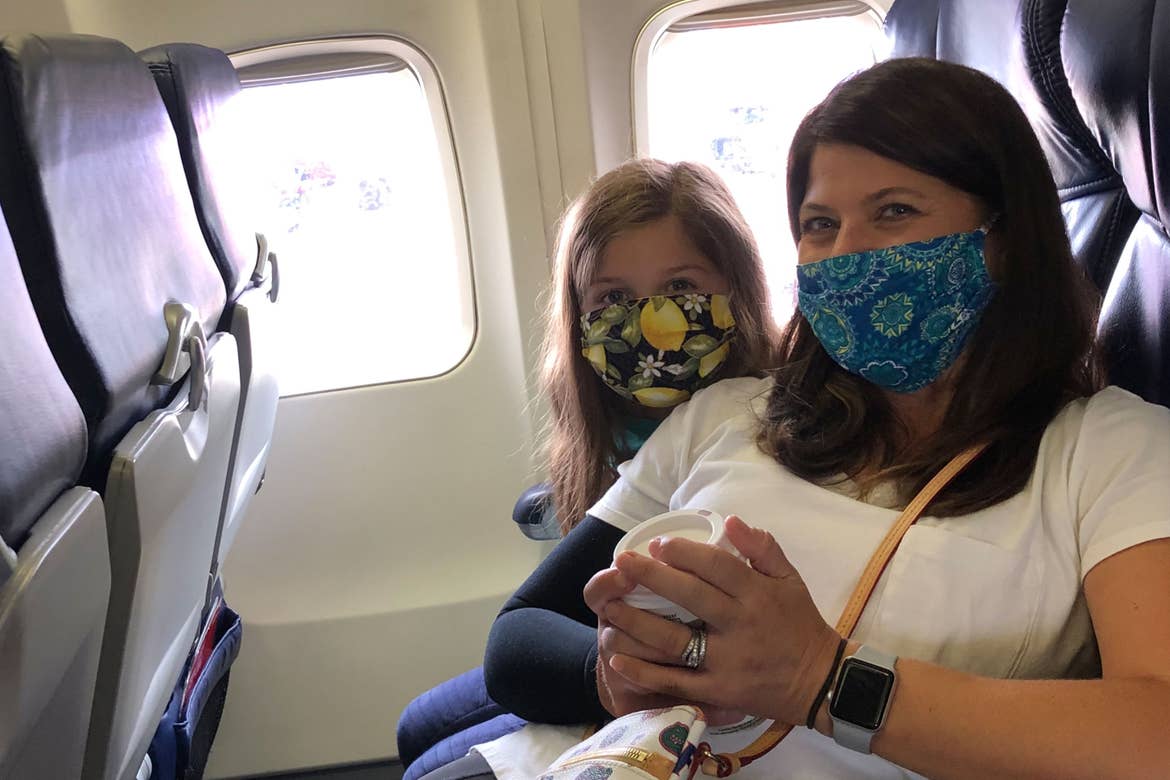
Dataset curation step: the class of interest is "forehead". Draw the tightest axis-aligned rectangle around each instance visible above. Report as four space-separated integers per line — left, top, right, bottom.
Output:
802 143 958 204
593 214 714 279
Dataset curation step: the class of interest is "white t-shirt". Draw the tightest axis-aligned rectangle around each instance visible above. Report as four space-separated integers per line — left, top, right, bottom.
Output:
475 377 1170 779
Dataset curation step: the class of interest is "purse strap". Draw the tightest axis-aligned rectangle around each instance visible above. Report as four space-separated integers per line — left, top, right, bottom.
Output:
699 442 989 777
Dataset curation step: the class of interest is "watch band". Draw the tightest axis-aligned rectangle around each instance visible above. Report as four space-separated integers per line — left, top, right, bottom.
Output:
829 645 898 754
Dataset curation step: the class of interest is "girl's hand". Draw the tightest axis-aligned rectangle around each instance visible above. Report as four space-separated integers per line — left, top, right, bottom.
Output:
584 567 681 717
603 515 842 726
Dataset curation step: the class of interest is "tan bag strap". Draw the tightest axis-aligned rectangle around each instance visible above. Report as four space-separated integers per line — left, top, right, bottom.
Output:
700 442 989 777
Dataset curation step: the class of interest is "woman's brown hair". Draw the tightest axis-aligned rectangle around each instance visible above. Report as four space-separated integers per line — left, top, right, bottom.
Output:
761 57 1103 516
543 159 777 533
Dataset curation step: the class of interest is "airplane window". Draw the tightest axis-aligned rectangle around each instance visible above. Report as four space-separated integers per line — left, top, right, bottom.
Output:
646 9 880 324
239 66 473 396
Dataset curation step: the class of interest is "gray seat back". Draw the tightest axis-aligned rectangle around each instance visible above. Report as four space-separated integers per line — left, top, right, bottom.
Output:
141 42 280 573
0 203 110 780
0 34 242 780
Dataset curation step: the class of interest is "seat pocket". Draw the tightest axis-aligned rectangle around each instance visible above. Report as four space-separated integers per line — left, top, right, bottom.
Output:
870 524 1042 679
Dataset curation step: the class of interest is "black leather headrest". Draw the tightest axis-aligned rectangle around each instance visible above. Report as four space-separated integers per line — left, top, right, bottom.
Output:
0 34 227 477
140 43 259 303
1059 0 1169 228
0 207 86 549
887 0 1121 197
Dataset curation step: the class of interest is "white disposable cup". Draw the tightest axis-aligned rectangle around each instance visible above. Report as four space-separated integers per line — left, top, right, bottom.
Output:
612 509 739 625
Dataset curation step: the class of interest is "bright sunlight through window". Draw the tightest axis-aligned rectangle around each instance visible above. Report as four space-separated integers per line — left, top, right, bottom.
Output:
647 9 880 324
241 67 472 396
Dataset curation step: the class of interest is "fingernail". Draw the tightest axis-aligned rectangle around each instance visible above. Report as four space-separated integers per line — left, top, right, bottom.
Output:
649 536 671 555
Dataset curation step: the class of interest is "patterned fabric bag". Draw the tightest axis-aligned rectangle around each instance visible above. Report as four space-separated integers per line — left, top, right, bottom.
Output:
539 443 987 779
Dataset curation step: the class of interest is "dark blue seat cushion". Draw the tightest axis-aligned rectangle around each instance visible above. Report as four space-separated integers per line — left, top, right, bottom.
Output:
402 712 524 780
398 666 520 769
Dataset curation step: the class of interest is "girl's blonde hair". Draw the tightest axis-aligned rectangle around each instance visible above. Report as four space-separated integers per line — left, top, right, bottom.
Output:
541 158 777 533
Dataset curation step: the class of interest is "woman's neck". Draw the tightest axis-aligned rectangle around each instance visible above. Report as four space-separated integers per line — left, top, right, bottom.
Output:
884 382 953 444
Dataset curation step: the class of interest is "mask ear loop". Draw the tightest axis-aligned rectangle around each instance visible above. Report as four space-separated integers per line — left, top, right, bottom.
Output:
978 213 1002 234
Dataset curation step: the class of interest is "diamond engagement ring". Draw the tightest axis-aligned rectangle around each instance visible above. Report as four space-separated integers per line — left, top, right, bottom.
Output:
681 624 707 670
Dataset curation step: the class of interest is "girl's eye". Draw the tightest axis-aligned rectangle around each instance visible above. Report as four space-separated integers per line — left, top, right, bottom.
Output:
666 278 696 293
877 202 920 220
799 216 837 236
600 289 628 305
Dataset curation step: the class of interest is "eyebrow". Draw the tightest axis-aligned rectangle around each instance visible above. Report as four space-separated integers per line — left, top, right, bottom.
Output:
589 264 712 287
800 186 931 214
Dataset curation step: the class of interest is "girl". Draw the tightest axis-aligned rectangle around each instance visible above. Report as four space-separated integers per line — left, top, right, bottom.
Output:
401 158 778 779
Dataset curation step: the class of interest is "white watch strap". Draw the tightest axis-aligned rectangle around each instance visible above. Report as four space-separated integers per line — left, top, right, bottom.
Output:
830 645 898 754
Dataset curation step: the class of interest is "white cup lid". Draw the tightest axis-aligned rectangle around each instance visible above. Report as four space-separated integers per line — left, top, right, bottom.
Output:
612 509 732 561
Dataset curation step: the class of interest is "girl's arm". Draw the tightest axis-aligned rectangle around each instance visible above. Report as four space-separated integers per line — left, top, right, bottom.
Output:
483 515 622 724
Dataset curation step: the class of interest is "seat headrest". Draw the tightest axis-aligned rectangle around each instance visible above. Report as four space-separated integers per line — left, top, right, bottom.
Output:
140 43 260 302
0 34 226 474
886 0 1121 197
0 207 86 549
1059 0 1170 228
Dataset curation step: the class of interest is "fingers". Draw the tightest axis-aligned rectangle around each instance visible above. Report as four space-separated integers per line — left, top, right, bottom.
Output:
602 600 693 663
584 567 634 617
613 550 734 625
599 623 680 667
608 653 719 707
723 514 796 579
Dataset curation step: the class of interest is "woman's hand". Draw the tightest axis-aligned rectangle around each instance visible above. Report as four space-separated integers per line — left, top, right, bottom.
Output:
602 515 842 726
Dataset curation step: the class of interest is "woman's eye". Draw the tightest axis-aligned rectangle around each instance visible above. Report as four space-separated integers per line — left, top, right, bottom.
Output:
877 202 920 220
600 289 628 305
799 216 836 236
666 278 696 293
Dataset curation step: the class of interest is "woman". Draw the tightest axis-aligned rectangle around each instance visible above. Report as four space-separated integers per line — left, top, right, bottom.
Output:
467 58 1170 778
402 158 777 779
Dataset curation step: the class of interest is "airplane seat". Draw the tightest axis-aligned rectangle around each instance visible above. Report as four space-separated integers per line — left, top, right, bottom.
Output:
884 0 1167 405
0 34 242 780
139 41 281 576
885 0 1141 293
1054 0 1170 406
0 204 111 780
512 482 559 540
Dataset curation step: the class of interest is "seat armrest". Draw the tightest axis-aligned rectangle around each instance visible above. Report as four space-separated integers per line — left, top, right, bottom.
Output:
511 483 560 540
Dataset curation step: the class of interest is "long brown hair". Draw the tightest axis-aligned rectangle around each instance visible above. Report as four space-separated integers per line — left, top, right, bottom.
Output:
543 159 777 533
761 58 1103 516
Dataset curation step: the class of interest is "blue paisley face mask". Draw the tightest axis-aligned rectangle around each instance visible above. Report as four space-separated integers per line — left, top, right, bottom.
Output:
796 227 996 393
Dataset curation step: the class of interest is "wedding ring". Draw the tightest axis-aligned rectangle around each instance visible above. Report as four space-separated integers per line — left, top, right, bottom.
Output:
682 625 707 670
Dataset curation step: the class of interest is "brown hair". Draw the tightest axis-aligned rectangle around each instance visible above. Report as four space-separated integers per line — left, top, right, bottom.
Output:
543 159 777 533
761 58 1103 516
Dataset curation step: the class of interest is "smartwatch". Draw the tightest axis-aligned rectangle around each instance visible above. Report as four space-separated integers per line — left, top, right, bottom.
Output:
827 645 898 754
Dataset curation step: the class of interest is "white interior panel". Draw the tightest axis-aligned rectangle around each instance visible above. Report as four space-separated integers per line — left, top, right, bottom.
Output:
95 334 241 780
0 488 109 780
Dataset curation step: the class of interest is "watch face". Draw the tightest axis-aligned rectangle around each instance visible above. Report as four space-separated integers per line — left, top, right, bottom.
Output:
829 658 895 730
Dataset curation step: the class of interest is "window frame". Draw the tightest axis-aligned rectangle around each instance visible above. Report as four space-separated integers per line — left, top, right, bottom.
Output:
228 36 478 397
631 0 886 156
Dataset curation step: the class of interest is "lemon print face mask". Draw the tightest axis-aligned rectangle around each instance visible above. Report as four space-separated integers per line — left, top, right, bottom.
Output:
580 293 737 408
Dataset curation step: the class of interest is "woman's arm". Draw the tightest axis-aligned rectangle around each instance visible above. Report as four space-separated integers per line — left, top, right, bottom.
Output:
817 537 1170 780
482 514 622 724
605 524 1170 779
